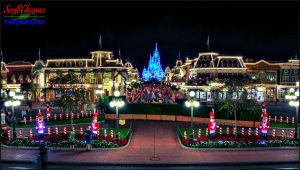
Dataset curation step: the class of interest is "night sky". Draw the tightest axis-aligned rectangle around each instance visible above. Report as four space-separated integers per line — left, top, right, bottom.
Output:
1 1 298 71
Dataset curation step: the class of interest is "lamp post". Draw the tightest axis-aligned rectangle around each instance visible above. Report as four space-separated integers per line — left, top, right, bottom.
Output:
4 90 24 139
109 91 125 144
185 91 200 145
285 88 299 139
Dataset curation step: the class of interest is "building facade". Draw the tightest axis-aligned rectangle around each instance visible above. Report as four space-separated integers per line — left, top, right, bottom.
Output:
1 50 139 103
277 59 300 100
166 52 299 102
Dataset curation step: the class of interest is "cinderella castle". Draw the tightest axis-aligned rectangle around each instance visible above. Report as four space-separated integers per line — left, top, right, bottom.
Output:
142 43 165 81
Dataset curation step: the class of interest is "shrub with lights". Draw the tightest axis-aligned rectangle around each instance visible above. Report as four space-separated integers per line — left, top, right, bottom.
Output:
179 99 299 148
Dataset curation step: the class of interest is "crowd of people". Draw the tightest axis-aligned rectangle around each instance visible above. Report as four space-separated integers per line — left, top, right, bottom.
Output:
126 84 186 104
1 108 32 126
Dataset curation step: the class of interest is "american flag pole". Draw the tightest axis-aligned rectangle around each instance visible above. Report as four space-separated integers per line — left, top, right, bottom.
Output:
38 48 41 60
99 34 102 50
207 35 210 51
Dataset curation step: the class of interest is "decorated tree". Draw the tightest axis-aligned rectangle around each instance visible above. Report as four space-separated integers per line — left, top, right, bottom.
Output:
212 75 259 138
48 73 88 114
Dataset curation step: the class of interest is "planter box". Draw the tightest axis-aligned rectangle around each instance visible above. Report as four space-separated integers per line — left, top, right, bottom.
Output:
132 114 146 120
120 114 133 120
147 114 161 121
176 116 190 122
219 119 235 126
105 114 116 119
218 120 260 127
255 122 260 127
238 120 253 127
193 117 209 123
161 115 176 121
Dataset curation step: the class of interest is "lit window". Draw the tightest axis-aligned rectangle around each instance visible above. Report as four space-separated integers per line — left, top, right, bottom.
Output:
19 75 23 83
66 62 72 67
282 76 289 82
292 76 299 82
11 75 16 84
26 75 31 83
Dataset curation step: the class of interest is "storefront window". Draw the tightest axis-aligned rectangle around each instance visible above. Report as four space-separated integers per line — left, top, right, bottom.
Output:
278 88 288 99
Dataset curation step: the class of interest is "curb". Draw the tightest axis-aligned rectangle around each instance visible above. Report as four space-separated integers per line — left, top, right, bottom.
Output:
175 131 300 151
1 159 299 166
31 160 300 166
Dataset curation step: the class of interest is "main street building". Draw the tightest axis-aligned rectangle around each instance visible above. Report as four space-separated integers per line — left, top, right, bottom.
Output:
165 52 299 102
1 50 139 103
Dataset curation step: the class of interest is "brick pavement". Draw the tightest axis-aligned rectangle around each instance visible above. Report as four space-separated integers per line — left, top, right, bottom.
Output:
1 121 299 164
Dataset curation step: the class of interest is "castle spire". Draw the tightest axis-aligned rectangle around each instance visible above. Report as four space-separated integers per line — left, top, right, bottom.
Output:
141 43 165 81
178 51 181 60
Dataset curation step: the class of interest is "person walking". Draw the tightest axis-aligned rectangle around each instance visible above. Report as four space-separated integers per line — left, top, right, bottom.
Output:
85 126 93 151
68 131 75 151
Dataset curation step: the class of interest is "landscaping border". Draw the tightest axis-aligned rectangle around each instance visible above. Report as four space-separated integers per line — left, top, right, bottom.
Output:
1 124 134 151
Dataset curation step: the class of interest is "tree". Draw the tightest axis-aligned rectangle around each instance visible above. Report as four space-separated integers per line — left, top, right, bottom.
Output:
212 75 259 138
48 73 88 114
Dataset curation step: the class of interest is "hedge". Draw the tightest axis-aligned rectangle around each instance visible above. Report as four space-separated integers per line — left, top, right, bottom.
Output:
104 103 261 121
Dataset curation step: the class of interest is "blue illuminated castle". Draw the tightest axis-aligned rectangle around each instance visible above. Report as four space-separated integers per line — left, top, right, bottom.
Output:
142 43 165 81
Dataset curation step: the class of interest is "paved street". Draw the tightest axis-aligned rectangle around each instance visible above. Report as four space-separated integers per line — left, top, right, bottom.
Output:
1 121 299 166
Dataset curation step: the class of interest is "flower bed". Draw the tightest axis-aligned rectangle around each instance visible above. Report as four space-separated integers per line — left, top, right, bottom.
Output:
178 129 299 148
1 128 130 148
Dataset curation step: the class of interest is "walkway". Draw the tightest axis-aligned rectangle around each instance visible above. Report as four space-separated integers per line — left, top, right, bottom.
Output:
1 121 299 164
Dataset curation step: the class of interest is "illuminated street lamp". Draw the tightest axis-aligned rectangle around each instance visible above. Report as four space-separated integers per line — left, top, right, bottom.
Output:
185 91 200 145
5 90 23 139
109 91 125 144
286 87 299 139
